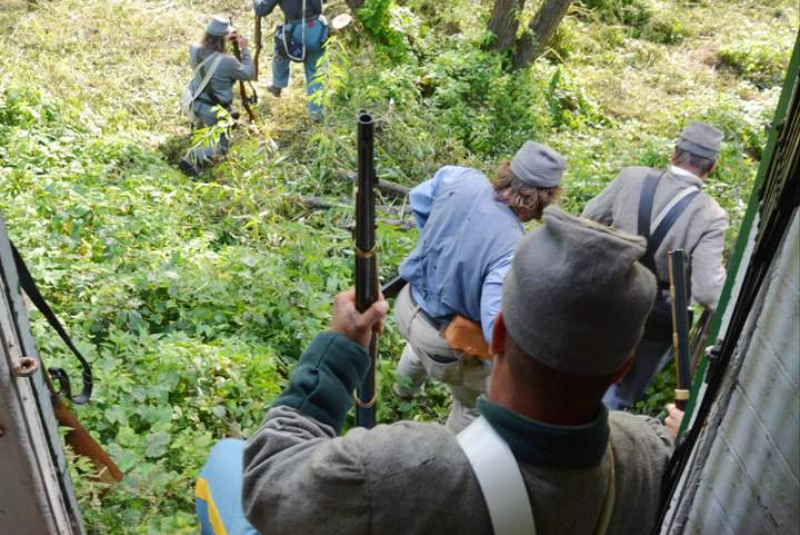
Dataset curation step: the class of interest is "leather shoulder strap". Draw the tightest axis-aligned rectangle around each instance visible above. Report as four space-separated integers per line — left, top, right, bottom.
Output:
192 53 224 102
457 417 536 535
637 170 663 240
648 190 701 261
11 242 93 405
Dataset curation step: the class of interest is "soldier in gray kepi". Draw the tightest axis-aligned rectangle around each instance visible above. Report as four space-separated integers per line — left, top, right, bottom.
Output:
180 15 255 176
194 206 677 535
582 120 729 409
392 140 565 433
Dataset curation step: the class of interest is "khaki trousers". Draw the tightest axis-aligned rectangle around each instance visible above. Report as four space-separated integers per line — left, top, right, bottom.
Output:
394 285 491 433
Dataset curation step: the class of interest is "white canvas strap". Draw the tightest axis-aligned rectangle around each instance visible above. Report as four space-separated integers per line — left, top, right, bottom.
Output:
283 0 308 61
651 186 699 234
190 52 224 102
457 417 537 535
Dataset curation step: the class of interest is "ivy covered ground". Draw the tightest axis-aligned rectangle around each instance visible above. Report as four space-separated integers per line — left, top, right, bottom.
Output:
0 0 796 532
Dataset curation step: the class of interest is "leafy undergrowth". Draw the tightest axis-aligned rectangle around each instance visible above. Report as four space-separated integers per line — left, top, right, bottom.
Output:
0 0 796 532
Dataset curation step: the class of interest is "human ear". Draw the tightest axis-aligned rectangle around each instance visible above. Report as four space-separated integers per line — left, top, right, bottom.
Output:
490 313 507 358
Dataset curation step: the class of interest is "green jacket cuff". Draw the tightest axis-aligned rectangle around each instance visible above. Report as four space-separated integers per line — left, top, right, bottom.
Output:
272 332 370 433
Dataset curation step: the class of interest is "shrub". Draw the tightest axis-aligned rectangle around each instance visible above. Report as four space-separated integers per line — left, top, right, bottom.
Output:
719 40 787 89
641 10 687 44
577 0 653 27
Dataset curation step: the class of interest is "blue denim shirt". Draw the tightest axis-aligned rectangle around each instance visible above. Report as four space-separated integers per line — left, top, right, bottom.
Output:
399 166 523 342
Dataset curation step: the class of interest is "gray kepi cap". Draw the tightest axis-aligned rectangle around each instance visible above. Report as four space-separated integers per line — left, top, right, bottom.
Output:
510 141 566 188
207 15 234 37
502 206 657 376
676 121 723 159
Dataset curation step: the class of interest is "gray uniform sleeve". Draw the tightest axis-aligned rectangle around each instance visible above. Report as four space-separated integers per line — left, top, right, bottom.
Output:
218 49 255 82
253 0 280 17
241 330 486 535
242 332 372 534
243 406 484 535
243 406 371 535
581 174 624 224
690 208 728 310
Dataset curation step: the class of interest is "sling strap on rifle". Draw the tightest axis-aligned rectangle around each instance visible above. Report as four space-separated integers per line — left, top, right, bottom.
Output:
11 242 93 405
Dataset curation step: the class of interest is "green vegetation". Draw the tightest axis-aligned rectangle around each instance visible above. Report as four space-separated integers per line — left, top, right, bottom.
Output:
0 0 795 532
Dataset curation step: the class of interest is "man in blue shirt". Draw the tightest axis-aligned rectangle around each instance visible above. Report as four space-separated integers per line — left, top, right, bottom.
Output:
394 141 566 432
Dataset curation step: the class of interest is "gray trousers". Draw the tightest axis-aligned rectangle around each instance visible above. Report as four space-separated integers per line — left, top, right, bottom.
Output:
182 105 230 172
394 285 491 433
603 337 672 410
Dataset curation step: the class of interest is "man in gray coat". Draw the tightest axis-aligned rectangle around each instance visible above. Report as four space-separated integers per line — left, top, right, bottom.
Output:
582 121 729 409
195 207 675 535
180 16 255 176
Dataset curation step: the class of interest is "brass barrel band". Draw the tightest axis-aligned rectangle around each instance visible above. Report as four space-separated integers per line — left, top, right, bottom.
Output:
356 245 377 259
674 389 690 401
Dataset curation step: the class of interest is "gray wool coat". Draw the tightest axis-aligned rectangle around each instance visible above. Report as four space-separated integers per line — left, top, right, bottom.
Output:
189 44 254 124
242 333 674 535
582 166 728 310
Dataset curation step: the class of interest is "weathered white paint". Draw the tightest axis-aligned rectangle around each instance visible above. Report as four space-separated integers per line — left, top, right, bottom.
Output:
664 209 800 535
0 216 85 535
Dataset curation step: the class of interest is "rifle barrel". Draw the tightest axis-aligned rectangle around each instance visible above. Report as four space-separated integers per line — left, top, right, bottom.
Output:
254 16 262 81
355 112 379 428
230 19 257 123
668 249 692 410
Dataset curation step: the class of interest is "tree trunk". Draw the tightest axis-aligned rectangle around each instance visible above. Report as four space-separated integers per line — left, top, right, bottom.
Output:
512 0 572 69
486 0 527 52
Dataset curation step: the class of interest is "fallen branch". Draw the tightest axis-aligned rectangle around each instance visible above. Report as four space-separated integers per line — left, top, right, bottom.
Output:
337 170 412 197
292 196 413 229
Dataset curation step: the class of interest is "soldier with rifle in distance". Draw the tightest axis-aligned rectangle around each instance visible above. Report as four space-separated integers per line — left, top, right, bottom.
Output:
193 207 684 535
180 15 255 176
252 0 329 120
392 141 565 433
582 121 729 410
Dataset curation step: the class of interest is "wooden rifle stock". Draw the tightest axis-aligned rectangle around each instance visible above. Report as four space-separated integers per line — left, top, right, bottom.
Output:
53 396 123 484
668 249 692 410
354 112 379 428
230 21 257 123
254 16 263 81
45 374 123 484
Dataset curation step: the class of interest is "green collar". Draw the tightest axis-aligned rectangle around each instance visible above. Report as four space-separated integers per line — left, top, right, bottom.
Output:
477 399 610 469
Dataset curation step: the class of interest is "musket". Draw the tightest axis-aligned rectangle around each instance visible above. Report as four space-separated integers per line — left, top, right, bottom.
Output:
381 276 407 300
668 249 692 410
254 15 263 81
354 111 380 428
230 19 258 123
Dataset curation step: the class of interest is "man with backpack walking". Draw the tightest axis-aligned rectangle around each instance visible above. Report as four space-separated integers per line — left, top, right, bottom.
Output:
253 0 328 120
582 121 729 409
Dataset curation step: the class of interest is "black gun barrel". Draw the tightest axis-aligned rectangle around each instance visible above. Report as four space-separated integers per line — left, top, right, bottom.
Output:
381 276 407 300
355 111 379 428
668 249 692 410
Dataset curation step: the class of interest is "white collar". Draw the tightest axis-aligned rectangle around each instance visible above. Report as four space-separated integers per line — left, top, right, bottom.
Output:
669 165 701 181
